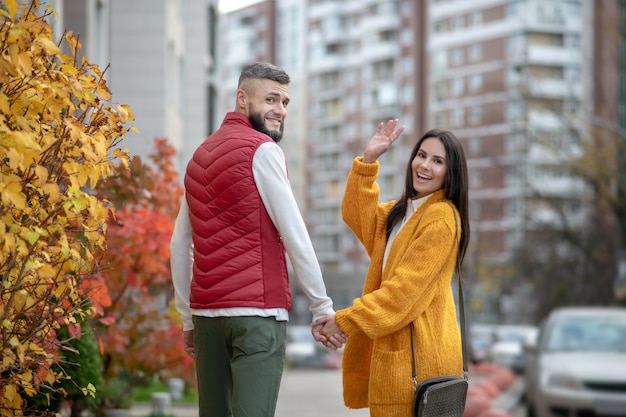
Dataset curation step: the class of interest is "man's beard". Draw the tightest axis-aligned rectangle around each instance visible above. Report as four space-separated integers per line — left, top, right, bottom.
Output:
249 112 284 143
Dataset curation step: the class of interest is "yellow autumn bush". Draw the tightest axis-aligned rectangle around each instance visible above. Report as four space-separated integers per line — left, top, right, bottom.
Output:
0 1 134 415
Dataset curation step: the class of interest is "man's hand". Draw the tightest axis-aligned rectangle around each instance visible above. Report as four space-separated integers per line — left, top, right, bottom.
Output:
183 330 195 359
312 314 347 350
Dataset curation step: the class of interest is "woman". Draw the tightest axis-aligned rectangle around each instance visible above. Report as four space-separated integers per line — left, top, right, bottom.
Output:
315 119 470 417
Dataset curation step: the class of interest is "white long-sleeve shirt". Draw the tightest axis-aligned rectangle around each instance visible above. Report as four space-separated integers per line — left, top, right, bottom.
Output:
170 141 334 331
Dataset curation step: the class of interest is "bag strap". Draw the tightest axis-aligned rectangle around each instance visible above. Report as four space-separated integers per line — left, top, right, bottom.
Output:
410 204 468 392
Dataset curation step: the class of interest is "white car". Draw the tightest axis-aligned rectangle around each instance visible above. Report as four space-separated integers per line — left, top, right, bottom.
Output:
487 324 538 373
285 325 327 368
524 307 626 417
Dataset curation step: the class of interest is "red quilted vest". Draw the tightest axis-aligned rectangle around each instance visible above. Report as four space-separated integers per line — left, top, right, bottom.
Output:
184 112 291 311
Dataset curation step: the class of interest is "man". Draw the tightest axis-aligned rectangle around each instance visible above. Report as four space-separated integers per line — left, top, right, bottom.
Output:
170 62 339 417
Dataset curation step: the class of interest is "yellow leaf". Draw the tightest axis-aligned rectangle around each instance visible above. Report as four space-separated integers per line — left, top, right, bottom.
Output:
1 181 26 210
18 52 33 76
59 64 78 76
84 90 96 102
2 354 14 367
13 288 31 310
76 165 90 188
42 182 61 203
96 87 111 101
38 264 56 278
2 383 22 411
6 0 17 22
6 146 23 171
24 230 40 245
12 131 42 153
45 369 56 385
81 383 96 398
35 36 61 56
0 93 9 114
22 370 33 383
34 165 49 187
9 336 19 347
23 385 37 397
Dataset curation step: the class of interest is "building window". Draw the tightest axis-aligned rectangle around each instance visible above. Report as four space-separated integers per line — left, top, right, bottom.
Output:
507 100 526 121
321 98 341 118
403 85 414 104
453 15 464 30
434 82 444 102
320 71 340 90
451 46 464 65
402 56 414 75
451 107 465 127
469 199 481 220
433 112 443 128
375 83 397 107
372 59 395 79
451 77 464 96
469 105 482 125
471 10 482 25
469 136 481 154
469 74 483 92
469 43 482 62
469 167 482 187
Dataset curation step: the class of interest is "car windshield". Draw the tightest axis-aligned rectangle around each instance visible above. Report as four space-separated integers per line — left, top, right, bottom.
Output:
545 316 626 353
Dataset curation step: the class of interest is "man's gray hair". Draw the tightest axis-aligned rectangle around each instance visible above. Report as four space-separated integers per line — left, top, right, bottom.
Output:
238 62 290 87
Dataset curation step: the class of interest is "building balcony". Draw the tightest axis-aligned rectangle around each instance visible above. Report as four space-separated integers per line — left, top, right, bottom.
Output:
308 53 344 73
360 13 398 33
510 77 582 99
525 45 580 66
360 41 399 62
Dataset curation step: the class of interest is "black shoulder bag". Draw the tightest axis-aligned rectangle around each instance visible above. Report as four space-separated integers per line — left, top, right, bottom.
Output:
411 206 468 417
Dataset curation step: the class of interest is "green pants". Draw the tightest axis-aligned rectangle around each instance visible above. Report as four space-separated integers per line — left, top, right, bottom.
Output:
193 315 287 417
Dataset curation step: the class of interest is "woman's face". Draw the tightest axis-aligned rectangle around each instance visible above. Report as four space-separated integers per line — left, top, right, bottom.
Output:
411 137 447 197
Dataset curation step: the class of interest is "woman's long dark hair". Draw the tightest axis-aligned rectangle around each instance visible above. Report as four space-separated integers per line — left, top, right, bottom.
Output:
384 129 470 276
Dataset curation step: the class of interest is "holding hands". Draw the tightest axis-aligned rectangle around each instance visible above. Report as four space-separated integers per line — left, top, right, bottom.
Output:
362 119 405 163
311 314 347 350
310 120 404 351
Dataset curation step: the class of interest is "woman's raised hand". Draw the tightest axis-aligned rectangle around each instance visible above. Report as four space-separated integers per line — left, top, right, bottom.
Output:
362 119 405 163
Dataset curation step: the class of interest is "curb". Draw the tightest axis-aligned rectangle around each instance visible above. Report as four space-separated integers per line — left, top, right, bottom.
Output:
466 363 524 417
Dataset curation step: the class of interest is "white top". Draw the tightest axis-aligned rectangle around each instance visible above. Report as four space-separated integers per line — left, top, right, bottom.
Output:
383 197 428 269
170 141 334 331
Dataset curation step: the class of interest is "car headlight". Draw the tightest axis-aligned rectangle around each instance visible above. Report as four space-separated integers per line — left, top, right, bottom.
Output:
542 372 582 390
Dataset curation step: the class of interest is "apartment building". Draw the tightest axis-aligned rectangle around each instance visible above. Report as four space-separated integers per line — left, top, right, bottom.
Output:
219 0 624 320
48 0 220 171
429 0 604 321
217 0 277 113
306 0 427 275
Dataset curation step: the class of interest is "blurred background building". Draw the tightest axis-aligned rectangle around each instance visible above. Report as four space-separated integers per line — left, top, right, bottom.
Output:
44 0 626 325
47 0 221 170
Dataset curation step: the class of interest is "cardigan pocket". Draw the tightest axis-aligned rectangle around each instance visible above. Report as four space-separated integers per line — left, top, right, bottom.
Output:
369 347 414 405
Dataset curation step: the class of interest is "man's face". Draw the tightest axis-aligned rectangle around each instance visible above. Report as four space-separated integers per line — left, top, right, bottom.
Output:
245 79 290 143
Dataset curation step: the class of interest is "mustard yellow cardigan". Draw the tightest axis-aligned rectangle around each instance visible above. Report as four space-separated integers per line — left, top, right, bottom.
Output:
336 157 463 417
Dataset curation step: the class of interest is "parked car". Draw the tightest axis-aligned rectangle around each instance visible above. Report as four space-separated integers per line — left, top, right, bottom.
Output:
285 325 341 368
469 324 496 363
524 307 626 417
486 324 538 374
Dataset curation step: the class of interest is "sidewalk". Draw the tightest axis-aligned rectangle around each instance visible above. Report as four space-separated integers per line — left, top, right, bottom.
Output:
490 375 524 412
129 403 197 417
129 367 524 417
